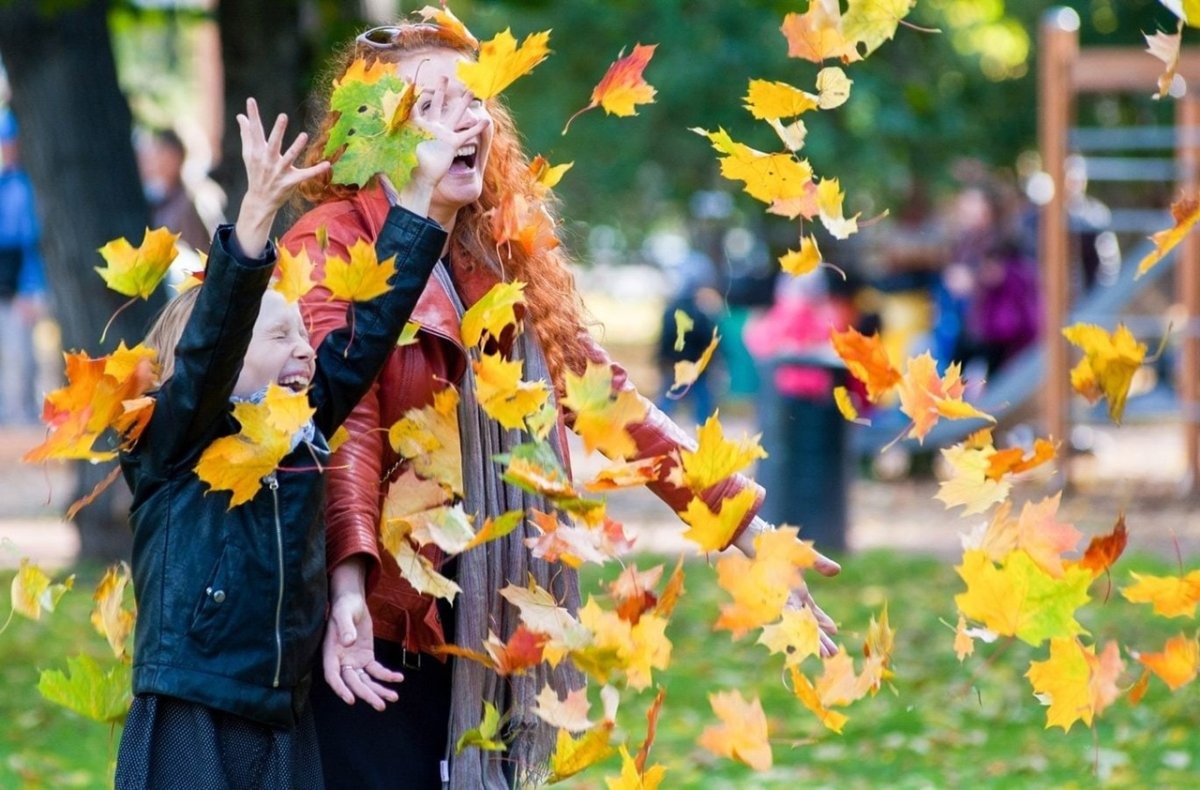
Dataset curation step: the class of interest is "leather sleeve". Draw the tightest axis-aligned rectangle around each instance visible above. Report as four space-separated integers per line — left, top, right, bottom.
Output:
565 329 765 548
291 218 394 592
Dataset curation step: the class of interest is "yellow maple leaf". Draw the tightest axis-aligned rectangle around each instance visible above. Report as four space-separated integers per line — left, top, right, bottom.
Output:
935 435 1010 515
473 351 550 431
8 559 74 622
387 536 462 601
460 281 525 347
1062 323 1146 424
1026 638 1123 731
90 562 134 659
576 598 671 690
897 352 994 443
322 238 395 302
562 361 647 459
193 384 315 508
1137 194 1200 277
334 57 394 88
533 684 594 732
714 527 816 636
1122 570 1200 617
529 154 574 193
392 504 476 554
743 79 819 120
816 177 859 239
605 745 667 790
387 387 463 496
584 456 665 492
548 721 615 782
779 235 822 276
328 425 351 453
780 0 862 64
829 326 901 402
843 0 918 57
677 412 767 493
500 579 592 662
697 690 772 771
668 329 720 397
692 127 815 205
679 489 758 553
273 245 316 303
955 549 1092 646
95 227 180 299
1139 633 1199 690
954 614 975 661
456 28 551 100
790 664 849 733
757 607 821 668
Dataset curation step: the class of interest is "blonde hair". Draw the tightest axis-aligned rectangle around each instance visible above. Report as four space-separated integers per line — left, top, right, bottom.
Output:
143 286 202 384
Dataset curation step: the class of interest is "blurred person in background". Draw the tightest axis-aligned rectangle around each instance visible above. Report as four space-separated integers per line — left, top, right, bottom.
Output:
0 107 46 425
137 127 210 253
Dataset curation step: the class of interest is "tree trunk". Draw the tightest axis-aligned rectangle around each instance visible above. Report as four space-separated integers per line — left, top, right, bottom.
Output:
0 0 164 562
213 0 306 219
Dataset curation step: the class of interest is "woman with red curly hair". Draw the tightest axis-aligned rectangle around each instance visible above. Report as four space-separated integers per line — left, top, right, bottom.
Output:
284 18 840 789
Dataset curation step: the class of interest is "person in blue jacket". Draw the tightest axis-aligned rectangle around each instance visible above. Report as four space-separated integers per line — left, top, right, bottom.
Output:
114 88 482 788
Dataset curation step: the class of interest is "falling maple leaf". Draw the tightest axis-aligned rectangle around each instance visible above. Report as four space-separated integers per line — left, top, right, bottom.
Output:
608 563 663 624
780 0 862 64
697 690 772 771
790 664 850 733
462 509 524 551
1138 194 1200 277
324 59 431 190
675 412 766 493
668 329 720 397
90 562 134 659
562 361 648 459
654 559 686 619
7 559 74 624
816 66 852 109
548 721 616 782
473 351 550 431
1076 513 1128 577
323 238 397 303
37 655 131 725
534 684 594 732
525 509 611 568
714 527 817 637
456 28 551 99
387 386 463 496
500 578 592 662
833 385 869 425
1146 23 1185 99
1139 633 1199 690
390 503 476 554
955 549 1092 646
460 280 525 347
672 309 694 352
529 154 574 194
95 227 180 299
954 614 975 661
496 441 605 524
416 3 479 48
563 44 658 134
490 192 561 257
678 489 759 552
757 607 822 668
985 436 1057 481
1013 493 1082 579
273 245 317 303
829 326 900 402
1026 638 1123 731
606 745 667 790
575 598 672 690
455 701 507 754
780 235 822 276
743 79 819 121
584 456 665 493
935 432 1011 516
1062 323 1146 424
193 383 316 508
691 127 815 205
816 177 859 239
1121 570 1200 617
897 352 994 442
842 0 918 57
389 537 462 601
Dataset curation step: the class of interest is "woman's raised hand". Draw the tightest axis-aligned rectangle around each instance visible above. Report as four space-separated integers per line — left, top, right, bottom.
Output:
234 97 331 257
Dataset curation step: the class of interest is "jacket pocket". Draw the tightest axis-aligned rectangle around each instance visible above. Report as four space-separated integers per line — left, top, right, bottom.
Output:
187 541 243 653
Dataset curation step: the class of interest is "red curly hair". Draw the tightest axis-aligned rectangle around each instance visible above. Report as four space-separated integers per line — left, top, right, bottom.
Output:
297 22 589 390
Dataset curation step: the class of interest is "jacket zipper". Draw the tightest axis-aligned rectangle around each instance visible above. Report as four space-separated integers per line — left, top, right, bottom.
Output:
268 475 284 688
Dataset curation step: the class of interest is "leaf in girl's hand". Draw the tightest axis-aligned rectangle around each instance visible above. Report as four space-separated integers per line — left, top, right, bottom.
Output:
322 239 396 302
9 559 73 622
95 227 180 299
456 28 551 99
460 281 525 347
37 654 131 724
273 245 316 303
697 690 772 771
562 361 647 459
91 562 134 659
781 0 862 64
668 329 720 396
1062 323 1146 424
563 44 657 134
455 701 506 754
194 384 316 508
1025 638 1123 731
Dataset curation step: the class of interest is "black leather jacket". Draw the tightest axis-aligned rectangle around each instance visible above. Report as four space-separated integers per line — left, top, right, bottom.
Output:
120 209 444 728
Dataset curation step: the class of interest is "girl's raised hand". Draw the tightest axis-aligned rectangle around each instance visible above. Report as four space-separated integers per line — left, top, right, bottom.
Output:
234 97 331 257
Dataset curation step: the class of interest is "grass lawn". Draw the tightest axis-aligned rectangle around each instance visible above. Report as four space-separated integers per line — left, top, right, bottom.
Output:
3 551 1198 788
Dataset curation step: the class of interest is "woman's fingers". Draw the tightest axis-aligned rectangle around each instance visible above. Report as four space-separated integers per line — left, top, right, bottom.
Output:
366 660 405 685
343 666 389 711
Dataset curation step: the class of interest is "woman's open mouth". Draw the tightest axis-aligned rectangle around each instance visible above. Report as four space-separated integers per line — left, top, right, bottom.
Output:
449 143 478 174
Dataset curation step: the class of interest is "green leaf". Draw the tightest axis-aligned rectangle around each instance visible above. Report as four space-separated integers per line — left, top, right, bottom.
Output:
37 654 132 724
455 701 507 754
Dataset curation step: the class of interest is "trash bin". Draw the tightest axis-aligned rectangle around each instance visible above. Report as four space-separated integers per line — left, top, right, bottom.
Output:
756 350 848 552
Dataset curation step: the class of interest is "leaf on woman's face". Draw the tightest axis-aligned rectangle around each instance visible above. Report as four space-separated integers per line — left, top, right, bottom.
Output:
324 59 430 190
456 28 551 99
95 227 180 299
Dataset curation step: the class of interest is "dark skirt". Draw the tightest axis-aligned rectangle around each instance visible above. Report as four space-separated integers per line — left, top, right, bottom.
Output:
115 693 323 790
309 637 454 790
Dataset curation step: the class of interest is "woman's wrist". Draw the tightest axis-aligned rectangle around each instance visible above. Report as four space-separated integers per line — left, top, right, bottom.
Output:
330 556 368 600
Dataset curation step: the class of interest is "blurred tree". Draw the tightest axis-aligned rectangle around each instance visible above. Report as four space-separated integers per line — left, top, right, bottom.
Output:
0 0 163 562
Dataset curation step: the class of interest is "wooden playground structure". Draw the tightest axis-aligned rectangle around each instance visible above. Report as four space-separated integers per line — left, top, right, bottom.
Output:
1039 7 1200 491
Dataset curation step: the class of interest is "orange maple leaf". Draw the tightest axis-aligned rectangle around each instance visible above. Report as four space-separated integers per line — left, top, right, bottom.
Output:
1138 194 1200 277
528 154 573 195
415 4 479 48
697 690 772 771
1138 633 1199 691
829 326 900 402
608 563 663 624
897 352 994 443
583 456 665 493
1121 570 1200 618
563 44 658 134
1014 493 1083 579
780 0 862 64
1076 514 1128 578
